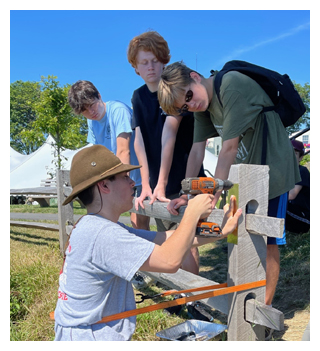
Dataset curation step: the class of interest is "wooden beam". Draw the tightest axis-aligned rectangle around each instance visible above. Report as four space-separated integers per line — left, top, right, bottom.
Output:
131 201 283 238
142 269 228 315
57 170 74 255
245 298 284 331
10 187 57 195
10 221 59 231
246 214 284 238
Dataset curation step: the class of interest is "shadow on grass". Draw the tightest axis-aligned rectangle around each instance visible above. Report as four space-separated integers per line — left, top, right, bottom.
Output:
10 229 59 246
199 239 228 283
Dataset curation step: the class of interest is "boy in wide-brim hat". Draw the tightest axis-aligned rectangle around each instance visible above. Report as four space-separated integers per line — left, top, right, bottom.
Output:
54 144 241 341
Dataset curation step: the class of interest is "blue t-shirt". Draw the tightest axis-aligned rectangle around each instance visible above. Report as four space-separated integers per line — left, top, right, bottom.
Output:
87 100 141 186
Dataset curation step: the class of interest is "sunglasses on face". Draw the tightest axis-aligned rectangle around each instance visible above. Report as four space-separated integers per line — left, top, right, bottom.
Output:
177 90 193 114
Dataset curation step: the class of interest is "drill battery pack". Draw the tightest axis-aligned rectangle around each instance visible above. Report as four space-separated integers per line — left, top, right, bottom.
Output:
196 222 222 237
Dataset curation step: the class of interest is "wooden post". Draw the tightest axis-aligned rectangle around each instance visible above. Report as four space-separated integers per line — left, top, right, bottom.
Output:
227 164 269 341
56 169 74 255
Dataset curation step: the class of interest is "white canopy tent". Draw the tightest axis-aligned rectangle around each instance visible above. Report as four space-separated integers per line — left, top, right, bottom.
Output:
10 135 91 189
10 134 218 189
10 146 32 173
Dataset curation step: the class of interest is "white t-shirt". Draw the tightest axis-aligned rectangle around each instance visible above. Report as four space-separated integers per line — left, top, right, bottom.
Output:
54 215 156 341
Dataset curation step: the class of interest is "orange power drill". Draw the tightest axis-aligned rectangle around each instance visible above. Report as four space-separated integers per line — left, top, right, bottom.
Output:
180 177 234 237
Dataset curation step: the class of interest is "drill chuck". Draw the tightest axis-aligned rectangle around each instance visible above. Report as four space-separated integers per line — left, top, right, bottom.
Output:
216 179 233 191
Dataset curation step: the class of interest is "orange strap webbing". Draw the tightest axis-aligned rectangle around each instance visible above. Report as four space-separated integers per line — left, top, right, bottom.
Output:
50 279 266 324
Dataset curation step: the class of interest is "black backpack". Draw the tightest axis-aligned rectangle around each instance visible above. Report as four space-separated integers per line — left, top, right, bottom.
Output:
212 60 306 128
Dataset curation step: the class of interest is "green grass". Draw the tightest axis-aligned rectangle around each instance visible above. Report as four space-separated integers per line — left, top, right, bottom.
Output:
10 203 131 216
10 226 62 341
10 204 310 341
274 231 310 313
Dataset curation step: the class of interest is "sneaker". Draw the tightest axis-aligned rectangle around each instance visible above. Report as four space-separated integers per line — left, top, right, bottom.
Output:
187 301 214 322
131 272 153 289
265 327 274 341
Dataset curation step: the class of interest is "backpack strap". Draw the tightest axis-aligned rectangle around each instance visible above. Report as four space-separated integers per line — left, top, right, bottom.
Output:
261 114 268 166
213 70 225 107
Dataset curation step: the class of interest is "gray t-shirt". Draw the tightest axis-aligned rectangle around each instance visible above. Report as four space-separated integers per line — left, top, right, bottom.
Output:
54 215 156 341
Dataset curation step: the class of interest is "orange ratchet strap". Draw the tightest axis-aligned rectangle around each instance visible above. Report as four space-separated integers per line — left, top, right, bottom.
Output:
50 279 266 324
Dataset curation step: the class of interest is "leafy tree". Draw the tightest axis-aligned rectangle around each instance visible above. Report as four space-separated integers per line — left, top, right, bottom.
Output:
20 76 88 171
286 82 310 135
10 80 41 153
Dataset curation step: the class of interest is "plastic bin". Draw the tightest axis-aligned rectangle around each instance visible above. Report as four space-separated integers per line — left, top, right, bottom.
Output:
156 320 227 341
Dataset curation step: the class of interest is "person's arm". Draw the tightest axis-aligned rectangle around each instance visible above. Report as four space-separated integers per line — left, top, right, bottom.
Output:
86 120 96 144
140 194 241 273
134 127 153 210
150 115 182 204
116 132 131 165
166 141 206 215
185 141 206 177
212 136 239 208
288 184 303 200
140 193 213 272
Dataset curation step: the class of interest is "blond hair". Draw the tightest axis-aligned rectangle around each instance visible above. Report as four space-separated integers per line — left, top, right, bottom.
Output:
158 61 201 116
127 30 171 69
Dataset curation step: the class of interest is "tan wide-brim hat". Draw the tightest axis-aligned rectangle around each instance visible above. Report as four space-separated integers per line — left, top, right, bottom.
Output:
63 144 141 205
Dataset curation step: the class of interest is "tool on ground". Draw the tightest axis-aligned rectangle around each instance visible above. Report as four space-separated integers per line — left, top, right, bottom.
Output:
180 177 234 237
136 289 178 303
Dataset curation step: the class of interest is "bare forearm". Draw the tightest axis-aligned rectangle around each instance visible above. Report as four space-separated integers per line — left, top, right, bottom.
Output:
157 139 175 188
213 139 238 204
149 207 201 272
141 194 215 272
186 141 206 177
288 185 302 200
116 149 130 165
134 130 150 186
214 138 239 179
157 116 180 187
116 133 131 165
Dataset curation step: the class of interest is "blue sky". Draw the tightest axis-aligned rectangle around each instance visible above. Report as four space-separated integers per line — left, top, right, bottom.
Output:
10 9 310 108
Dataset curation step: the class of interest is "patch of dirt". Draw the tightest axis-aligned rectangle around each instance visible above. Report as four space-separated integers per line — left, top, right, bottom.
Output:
273 310 310 341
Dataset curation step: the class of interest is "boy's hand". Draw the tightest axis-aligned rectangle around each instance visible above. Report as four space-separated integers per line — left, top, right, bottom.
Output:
167 196 188 215
149 185 171 205
221 195 242 236
211 191 222 209
135 186 153 210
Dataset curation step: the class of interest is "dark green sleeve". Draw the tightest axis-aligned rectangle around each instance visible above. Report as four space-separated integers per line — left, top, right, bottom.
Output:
193 110 219 142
